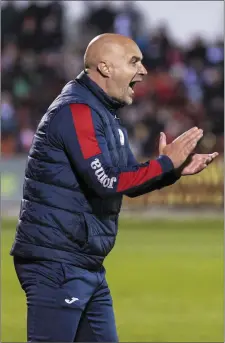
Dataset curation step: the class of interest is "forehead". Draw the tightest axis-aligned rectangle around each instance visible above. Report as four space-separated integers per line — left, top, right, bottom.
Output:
123 41 143 60
108 40 143 66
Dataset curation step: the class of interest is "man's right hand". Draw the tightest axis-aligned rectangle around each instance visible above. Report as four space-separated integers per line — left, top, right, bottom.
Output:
159 127 203 169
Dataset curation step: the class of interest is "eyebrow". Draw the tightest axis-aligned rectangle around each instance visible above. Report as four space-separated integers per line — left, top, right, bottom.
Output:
130 56 143 62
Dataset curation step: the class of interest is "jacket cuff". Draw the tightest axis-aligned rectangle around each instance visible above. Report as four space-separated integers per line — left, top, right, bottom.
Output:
157 155 174 173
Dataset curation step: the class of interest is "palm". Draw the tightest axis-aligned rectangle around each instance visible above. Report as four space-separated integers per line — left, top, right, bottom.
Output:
158 131 219 176
181 153 218 175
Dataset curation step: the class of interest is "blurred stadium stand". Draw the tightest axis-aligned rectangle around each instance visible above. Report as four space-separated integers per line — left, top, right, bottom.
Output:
1 1 224 214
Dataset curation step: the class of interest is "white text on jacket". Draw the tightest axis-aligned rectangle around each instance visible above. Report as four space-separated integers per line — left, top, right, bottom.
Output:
91 158 117 188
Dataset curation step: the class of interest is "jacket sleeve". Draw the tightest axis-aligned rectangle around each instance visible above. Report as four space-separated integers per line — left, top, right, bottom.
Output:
48 103 176 199
126 145 181 198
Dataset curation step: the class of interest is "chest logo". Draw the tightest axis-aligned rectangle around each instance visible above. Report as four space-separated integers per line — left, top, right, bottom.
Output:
118 129 125 146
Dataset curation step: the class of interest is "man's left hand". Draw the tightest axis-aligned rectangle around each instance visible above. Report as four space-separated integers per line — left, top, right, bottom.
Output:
180 152 219 176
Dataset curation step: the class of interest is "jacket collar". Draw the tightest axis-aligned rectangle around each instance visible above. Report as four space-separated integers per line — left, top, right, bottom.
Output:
76 70 125 112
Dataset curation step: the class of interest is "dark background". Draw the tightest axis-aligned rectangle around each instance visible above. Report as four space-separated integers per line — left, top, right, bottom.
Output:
1 1 224 159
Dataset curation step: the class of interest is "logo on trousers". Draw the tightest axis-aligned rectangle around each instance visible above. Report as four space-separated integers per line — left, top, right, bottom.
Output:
65 297 79 304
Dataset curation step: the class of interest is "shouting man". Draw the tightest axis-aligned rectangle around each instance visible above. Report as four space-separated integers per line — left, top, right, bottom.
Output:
11 33 218 342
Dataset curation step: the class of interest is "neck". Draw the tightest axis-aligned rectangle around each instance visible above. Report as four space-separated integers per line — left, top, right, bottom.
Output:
85 69 109 96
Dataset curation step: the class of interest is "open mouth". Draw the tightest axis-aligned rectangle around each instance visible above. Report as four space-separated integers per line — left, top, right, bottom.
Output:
128 79 142 96
129 81 136 90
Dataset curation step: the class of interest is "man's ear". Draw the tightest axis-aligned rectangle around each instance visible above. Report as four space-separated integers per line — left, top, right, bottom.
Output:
97 61 112 78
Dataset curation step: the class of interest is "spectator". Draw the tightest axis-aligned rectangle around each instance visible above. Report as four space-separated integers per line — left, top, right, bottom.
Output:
1 1 20 48
113 1 143 39
84 2 117 35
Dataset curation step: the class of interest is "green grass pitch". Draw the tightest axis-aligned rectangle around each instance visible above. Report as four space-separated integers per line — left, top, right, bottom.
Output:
1 217 224 342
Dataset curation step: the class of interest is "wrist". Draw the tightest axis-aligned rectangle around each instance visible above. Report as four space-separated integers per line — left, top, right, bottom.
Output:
157 155 174 173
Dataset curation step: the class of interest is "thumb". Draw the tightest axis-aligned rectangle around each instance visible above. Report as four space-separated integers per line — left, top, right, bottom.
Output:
159 132 167 154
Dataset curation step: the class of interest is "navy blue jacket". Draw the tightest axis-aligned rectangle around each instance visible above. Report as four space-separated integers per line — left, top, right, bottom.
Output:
10 71 179 270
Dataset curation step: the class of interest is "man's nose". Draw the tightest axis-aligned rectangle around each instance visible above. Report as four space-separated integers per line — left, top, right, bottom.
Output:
139 63 148 75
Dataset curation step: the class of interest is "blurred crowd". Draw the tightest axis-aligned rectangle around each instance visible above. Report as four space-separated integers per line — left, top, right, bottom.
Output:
1 1 224 158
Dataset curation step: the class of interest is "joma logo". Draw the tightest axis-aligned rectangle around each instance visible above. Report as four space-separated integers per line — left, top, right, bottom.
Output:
91 158 117 188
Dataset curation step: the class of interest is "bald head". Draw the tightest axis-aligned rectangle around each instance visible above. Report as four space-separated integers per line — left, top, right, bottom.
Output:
83 33 147 105
84 33 136 71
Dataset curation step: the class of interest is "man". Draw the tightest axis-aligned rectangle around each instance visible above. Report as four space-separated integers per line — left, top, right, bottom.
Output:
10 33 218 342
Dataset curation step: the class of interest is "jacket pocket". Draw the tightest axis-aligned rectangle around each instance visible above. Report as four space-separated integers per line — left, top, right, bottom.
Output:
14 258 66 290
78 213 90 249
79 213 116 256
66 213 89 249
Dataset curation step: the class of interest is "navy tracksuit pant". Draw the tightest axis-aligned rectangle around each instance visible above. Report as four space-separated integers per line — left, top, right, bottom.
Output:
14 257 118 342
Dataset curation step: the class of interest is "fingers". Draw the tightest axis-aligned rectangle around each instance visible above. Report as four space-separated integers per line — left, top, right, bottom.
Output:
192 153 219 166
197 152 218 169
184 131 203 155
182 160 206 175
182 128 203 146
204 152 219 165
181 152 219 175
208 152 219 159
173 127 203 156
159 132 167 155
173 127 199 143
